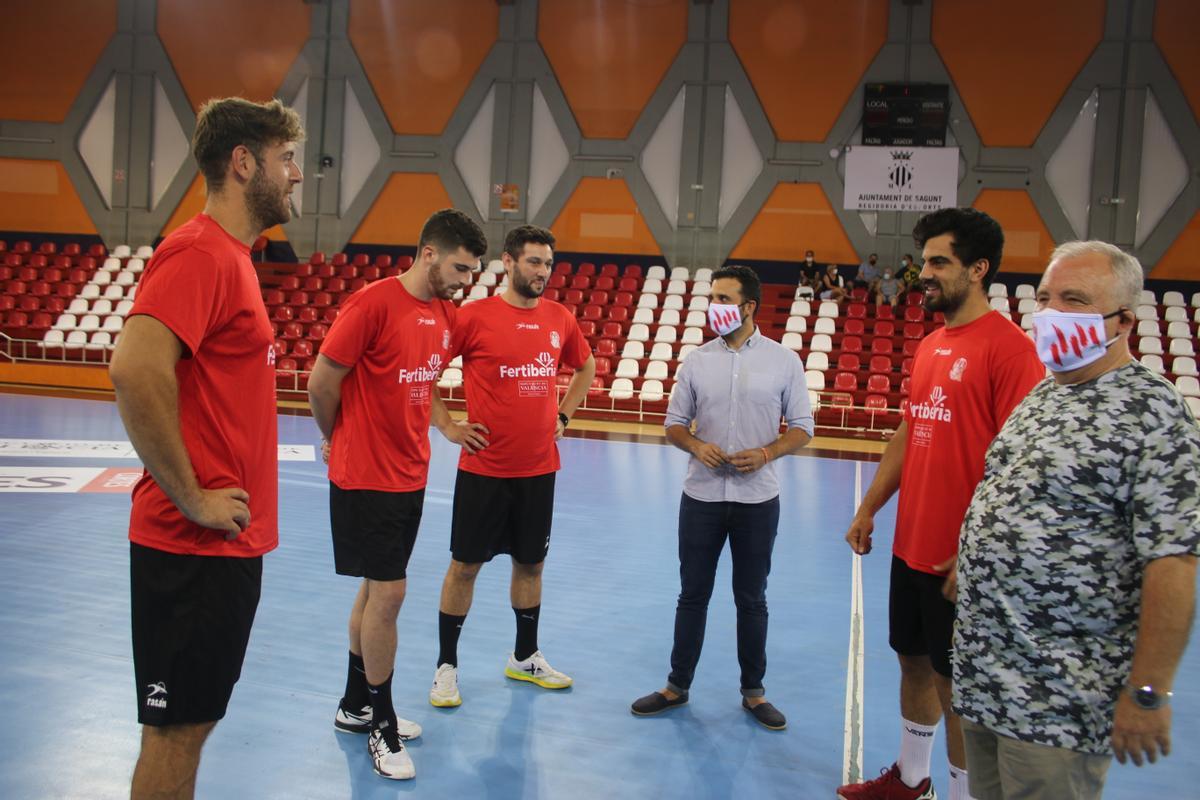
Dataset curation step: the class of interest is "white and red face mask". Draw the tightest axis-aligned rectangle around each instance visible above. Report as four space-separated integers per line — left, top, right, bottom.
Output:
707 303 743 336
1031 308 1123 372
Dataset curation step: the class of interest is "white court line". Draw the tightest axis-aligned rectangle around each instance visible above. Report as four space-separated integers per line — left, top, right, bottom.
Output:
842 461 866 786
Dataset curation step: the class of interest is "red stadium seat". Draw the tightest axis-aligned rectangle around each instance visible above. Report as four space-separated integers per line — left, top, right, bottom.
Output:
352 253 370 267
569 275 590 290
847 303 867 319
594 338 617 357
63 243 81 256
607 307 629 323
287 291 309 306
906 291 923 306
873 320 895 337
593 357 612 376
311 292 333 308
903 322 924 339
842 336 863 354
866 373 890 393
589 290 609 306
599 264 619 278
624 264 643 278
543 288 560 302
375 254 393 268
601 321 622 338
843 318 865 336
273 306 294 322
903 339 921 357
323 307 340 323
875 304 894 320
326 277 347 293
548 274 567 289
582 305 603 321
834 372 858 391
280 276 300 291
617 277 639 293
554 262 572 275
361 266 381 281
292 340 314 358
864 394 888 411
593 276 615 292
577 262 596 277
901 357 914 376
903 306 925 323
297 306 319 322
309 252 326 265
303 276 323 291
331 253 348 266
837 353 861 372
613 292 633 307
871 338 894 355
868 355 892 374
578 320 597 337
564 289 584 305
293 262 314 278
281 321 303 340
308 323 329 341
900 376 912 395
19 296 39 312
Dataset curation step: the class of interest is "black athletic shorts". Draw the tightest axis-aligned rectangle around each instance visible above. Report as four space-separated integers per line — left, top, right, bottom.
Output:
450 470 555 564
130 542 262 726
889 555 957 677
329 482 424 581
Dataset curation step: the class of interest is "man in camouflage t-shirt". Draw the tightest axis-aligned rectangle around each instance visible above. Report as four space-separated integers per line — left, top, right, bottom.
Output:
953 241 1200 800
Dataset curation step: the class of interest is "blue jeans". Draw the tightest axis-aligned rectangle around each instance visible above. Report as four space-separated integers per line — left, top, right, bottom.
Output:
667 493 780 696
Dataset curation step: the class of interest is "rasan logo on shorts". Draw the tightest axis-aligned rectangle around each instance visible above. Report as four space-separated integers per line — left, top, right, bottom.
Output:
500 352 557 378
398 353 442 384
909 385 953 422
145 681 168 709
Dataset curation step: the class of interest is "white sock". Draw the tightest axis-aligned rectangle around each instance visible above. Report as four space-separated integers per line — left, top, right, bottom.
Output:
949 765 974 800
897 718 938 786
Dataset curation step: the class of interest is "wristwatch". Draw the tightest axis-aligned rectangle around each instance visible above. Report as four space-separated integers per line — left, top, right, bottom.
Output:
557 412 569 428
1127 684 1172 710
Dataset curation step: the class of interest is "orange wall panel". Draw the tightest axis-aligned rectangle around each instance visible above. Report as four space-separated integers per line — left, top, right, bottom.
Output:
933 0 1103 147
549 178 661 256
729 183 856 263
971 189 1055 275
730 1 886 143
158 0 309 109
0 1 116 122
350 0 498 136
350 173 454 245
1151 211 1200 281
540 0 687 139
0 362 113 392
0 159 97 235
1155 0 1200 121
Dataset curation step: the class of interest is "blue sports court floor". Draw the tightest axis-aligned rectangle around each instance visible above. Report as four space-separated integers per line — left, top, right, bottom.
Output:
0 392 1195 799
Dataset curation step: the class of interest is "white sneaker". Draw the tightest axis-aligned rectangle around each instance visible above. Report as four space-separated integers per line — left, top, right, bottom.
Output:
430 663 462 707
368 724 415 780
334 703 422 739
504 650 572 689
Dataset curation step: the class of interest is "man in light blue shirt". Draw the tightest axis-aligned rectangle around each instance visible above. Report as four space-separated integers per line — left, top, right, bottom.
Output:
631 265 813 729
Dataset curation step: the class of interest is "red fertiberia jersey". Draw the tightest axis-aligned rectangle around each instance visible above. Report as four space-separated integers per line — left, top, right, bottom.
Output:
894 310 1045 574
127 213 279 557
320 278 456 492
453 295 591 477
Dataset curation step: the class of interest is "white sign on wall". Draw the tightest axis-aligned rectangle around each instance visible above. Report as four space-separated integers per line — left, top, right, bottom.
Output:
843 146 959 212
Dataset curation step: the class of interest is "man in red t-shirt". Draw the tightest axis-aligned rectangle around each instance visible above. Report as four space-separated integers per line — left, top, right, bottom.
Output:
428 224 595 708
307 209 488 781
837 209 1044 800
110 97 303 800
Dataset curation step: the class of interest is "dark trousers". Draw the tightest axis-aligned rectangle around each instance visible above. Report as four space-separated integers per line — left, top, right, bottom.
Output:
667 493 780 696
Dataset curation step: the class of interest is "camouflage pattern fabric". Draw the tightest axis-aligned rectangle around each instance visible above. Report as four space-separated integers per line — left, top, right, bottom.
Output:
952 361 1200 755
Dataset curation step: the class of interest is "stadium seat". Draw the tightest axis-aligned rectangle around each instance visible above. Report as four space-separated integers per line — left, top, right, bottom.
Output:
1138 337 1163 355
1166 321 1192 339
1140 290 1157 305
615 358 640 379
685 311 706 327
691 281 711 297
646 266 667 281
1161 291 1184 307
782 332 804 351
654 325 677 344
810 334 832 353
1173 357 1198 377
648 342 673 362
813 317 835 335
628 324 650 343
837 354 860 372
989 297 1010 312
1165 306 1188 323
785 316 807 334
640 379 666 402
790 300 812 317
818 301 839 318
843 319 865 336
1169 338 1195 358
805 370 826 391
843 336 864 354
659 309 680 327
1135 304 1159 321
688 296 709 312
1014 284 1035 299
806 351 829 371
677 344 699 362
874 320 896 337
643 278 663 294
637 294 659 310
681 327 704 345
1176 376 1200 398
1140 354 1165 374
987 283 1008 298
645 361 669 381
610 378 635 400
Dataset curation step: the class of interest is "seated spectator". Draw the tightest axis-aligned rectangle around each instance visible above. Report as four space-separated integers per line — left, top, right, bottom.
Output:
798 249 818 286
855 253 881 293
819 264 847 302
876 268 901 308
898 253 921 292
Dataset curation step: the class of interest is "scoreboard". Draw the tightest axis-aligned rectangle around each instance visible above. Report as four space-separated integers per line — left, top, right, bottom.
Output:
862 84 950 147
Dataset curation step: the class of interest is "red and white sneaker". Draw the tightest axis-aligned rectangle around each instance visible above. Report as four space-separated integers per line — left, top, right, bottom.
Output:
837 763 936 799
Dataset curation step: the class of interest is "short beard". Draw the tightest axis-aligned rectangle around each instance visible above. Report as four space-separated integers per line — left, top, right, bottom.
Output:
245 169 290 232
512 271 544 299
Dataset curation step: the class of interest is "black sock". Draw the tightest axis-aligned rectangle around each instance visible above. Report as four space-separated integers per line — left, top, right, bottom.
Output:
513 605 540 661
367 671 396 731
342 650 368 710
438 611 466 667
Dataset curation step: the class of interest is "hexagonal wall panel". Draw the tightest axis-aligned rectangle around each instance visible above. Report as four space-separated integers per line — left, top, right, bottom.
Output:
933 0 1103 147
551 177 661 255
1152 211 1200 280
0 1 116 123
158 0 309 108
729 183 856 263
730 0 886 142
972 189 1054 274
1154 0 1200 121
350 0 497 136
350 173 454 244
539 0 687 140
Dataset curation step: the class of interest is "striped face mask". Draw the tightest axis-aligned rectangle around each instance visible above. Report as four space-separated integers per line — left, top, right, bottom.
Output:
707 303 743 336
1031 308 1123 372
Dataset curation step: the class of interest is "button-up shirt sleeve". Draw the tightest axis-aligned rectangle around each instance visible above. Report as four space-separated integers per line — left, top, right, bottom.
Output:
664 357 695 430
782 351 815 436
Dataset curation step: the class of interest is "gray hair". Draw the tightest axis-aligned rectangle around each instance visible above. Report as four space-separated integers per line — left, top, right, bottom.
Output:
1048 240 1144 310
